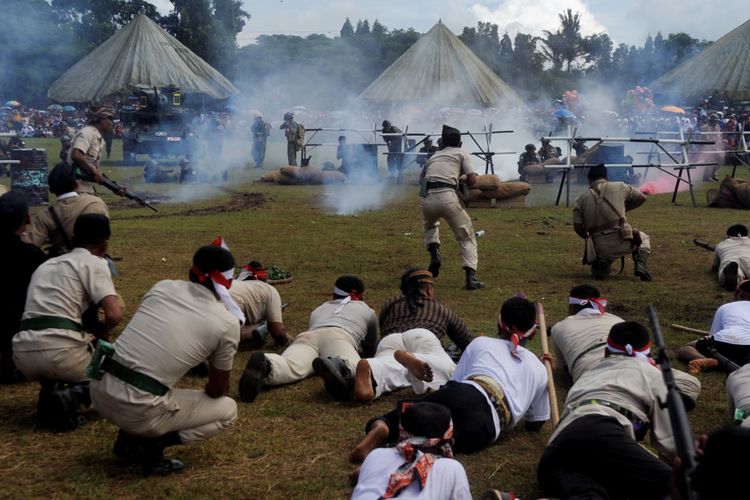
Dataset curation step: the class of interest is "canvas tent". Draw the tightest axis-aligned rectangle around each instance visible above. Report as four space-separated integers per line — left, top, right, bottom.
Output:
358 21 525 109
652 18 750 100
48 14 238 102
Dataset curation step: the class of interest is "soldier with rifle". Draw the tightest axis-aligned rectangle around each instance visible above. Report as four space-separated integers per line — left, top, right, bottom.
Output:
537 320 677 500
67 106 115 194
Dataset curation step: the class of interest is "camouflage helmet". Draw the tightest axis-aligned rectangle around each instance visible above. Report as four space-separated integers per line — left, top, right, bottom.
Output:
283 112 294 120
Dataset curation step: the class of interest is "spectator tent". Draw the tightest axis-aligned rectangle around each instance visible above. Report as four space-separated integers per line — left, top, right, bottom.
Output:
358 21 526 109
652 18 750 100
47 14 238 102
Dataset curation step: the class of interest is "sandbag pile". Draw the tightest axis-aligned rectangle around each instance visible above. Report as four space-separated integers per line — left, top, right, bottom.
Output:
459 174 531 208
709 176 750 209
257 166 347 185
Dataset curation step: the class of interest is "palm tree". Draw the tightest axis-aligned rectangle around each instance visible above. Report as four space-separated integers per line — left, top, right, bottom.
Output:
558 9 586 71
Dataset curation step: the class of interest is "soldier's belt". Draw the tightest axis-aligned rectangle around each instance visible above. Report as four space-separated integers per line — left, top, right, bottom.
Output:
101 357 169 396
19 316 82 333
571 399 649 439
469 375 512 428
426 181 457 191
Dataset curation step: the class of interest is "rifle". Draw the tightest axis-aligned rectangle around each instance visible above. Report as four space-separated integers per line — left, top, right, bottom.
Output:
670 324 741 372
77 169 157 212
649 305 697 500
693 239 715 251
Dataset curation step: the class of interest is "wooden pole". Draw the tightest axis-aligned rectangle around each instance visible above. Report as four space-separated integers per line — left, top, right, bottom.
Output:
536 302 560 427
670 324 710 336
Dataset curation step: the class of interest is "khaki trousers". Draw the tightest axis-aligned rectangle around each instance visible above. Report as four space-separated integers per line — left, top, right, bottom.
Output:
287 141 298 166
421 189 478 270
91 377 237 445
368 328 456 399
265 327 359 386
592 229 651 260
13 343 91 383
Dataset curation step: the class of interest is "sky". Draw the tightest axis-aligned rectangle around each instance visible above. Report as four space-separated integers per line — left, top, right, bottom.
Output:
151 0 748 47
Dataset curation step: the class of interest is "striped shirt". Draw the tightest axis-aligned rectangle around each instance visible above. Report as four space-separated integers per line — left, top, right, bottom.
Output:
379 295 473 350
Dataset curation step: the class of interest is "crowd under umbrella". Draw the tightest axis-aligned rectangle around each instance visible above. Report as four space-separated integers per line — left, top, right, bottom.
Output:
62 105 77 112
4 100 20 108
660 105 686 114
47 104 63 111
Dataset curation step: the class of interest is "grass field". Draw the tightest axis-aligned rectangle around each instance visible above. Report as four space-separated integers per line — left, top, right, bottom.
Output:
0 137 745 498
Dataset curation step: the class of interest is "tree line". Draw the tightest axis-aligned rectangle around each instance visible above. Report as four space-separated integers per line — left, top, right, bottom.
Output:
1 1 712 107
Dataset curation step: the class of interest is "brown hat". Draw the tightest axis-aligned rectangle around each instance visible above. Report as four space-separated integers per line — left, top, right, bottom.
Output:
86 106 115 121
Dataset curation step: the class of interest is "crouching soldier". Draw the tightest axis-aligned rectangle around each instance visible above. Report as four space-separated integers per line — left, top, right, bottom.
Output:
90 245 242 475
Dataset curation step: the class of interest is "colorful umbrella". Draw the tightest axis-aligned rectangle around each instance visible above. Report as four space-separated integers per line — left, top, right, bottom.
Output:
47 104 63 111
660 105 685 114
62 105 76 112
4 100 20 107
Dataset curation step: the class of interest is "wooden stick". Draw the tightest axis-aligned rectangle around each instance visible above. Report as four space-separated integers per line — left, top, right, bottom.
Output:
536 302 560 427
670 324 710 336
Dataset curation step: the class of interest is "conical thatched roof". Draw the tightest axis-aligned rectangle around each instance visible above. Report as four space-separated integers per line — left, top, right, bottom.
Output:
48 14 238 102
652 19 750 100
358 22 525 109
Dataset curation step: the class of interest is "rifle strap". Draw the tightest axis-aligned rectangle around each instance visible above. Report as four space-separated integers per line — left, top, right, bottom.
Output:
48 205 73 252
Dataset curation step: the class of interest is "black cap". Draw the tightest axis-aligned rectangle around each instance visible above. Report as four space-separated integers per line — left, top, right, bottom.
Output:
0 191 29 233
334 275 364 296
193 245 235 274
401 401 451 438
608 321 650 350
588 163 608 181
382 120 391 128
441 125 461 148
48 163 77 196
73 213 111 246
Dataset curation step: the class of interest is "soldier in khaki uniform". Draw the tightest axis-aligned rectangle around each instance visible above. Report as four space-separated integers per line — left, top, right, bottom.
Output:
552 284 701 407
538 322 675 499
421 125 484 290
700 114 723 181
67 106 115 194
239 276 377 403
13 214 122 428
573 164 652 281
90 245 241 475
229 277 290 346
279 111 301 166
25 163 109 256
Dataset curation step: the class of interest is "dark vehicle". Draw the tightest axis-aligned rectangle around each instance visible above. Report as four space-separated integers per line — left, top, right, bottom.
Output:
121 86 195 164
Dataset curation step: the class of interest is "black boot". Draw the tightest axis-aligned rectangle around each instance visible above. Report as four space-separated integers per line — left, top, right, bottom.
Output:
633 250 653 282
138 436 184 476
37 381 83 431
312 356 353 401
723 262 739 292
427 243 441 278
464 267 485 290
238 352 270 403
69 382 91 408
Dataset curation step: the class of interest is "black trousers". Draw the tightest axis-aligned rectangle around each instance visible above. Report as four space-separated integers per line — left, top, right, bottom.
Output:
696 337 750 367
537 415 671 500
367 381 497 454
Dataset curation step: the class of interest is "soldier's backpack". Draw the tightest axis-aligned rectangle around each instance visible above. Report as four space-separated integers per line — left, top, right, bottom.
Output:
295 123 305 148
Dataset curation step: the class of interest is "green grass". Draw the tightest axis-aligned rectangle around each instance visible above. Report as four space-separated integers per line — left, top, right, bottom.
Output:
0 138 745 498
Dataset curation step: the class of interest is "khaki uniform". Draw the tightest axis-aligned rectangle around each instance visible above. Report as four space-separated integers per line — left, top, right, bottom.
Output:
13 248 116 382
550 356 676 461
265 299 377 386
574 179 651 261
727 364 750 429
229 280 283 326
714 237 750 287
280 121 300 166
67 125 104 194
24 193 109 255
552 311 701 403
90 280 240 445
700 123 722 180
421 147 478 270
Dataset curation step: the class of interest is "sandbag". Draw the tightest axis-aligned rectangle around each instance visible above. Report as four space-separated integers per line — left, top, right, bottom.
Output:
322 171 347 184
711 176 750 209
464 188 483 201
479 182 532 200
520 164 546 176
258 171 282 183
277 173 301 185
472 174 503 190
300 167 323 184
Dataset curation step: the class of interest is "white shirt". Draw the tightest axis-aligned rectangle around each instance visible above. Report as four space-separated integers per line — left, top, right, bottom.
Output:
714 236 750 277
727 364 750 429
710 300 750 345
352 448 471 500
452 336 550 439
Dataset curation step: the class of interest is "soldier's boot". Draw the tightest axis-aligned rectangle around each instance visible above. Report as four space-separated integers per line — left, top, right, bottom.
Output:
313 356 353 402
140 433 184 477
722 262 740 292
633 249 653 282
238 352 271 403
427 243 441 278
464 267 485 290
37 380 83 431
591 258 612 280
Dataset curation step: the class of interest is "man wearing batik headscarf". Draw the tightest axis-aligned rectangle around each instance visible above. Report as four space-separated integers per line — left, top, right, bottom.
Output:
552 284 701 408
537 321 676 500
351 296 549 461
352 401 471 500
421 124 484 290
354 268 473 404
239 275 377 403
90 244 242 476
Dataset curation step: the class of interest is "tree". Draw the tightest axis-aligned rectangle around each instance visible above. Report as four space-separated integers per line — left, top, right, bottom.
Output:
340 18 354 39
372 19 387 39
166 0 213 62
355 19 371 37
581 33 613 72
211 0 250 74
538 30 565 71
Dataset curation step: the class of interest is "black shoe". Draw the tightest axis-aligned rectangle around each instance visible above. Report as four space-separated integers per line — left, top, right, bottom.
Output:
37 382 82 431
634 262 653 282
143 458 184 476
723 262 739 291
113 430 145 463
464 267 485 290
312 356 352 401
427 243 441 278
238 352 269 403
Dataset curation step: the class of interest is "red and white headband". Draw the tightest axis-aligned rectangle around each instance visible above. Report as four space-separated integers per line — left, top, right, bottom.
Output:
569 296 608 315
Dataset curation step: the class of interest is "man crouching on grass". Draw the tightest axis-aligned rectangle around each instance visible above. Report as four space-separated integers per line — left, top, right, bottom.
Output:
90 245 242 475
350 296 551 461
